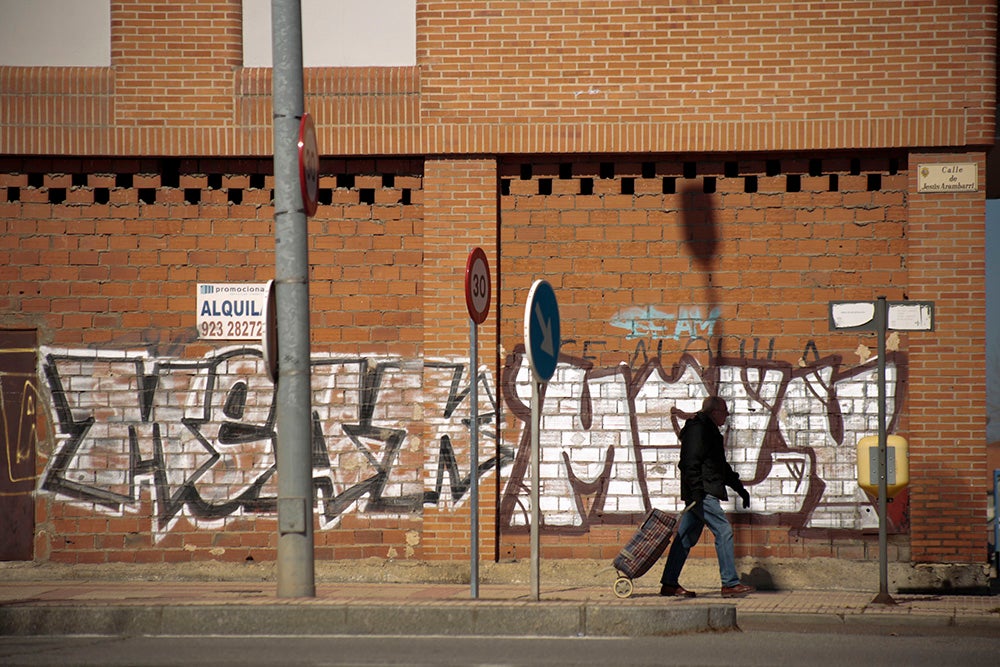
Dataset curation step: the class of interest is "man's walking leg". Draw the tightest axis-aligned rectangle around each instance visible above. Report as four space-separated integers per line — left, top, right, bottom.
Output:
702 495 754 597
659 506 704 597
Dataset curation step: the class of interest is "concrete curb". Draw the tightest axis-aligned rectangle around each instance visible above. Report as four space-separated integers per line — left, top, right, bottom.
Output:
0 602 738 638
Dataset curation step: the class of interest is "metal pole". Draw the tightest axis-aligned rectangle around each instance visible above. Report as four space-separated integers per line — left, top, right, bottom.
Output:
873 296 894 605
470 319 480 599
530 380 540 601
272 0 315 598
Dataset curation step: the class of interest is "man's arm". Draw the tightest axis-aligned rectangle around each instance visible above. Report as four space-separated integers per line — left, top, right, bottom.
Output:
721 453 749 507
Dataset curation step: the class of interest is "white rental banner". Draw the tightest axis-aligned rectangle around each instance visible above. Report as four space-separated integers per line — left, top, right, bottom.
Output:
196 283 268 340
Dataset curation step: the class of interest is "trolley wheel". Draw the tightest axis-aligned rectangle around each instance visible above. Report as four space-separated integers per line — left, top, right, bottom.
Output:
613 576 634 598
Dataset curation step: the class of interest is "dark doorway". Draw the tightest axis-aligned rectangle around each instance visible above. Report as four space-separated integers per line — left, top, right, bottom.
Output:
0 329 37 560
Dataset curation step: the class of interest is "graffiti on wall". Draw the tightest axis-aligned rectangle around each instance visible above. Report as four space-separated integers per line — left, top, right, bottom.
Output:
39 347 507 539
610 305 722 341
37 336 903 539
499 339 905 533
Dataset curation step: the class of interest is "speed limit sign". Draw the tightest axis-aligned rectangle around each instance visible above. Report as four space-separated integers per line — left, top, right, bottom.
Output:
465 247 491 324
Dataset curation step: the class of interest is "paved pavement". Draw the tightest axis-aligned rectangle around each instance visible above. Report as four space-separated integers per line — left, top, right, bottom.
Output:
1 563 997 638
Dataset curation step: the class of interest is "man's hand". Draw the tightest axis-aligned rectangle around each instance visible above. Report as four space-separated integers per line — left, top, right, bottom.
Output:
738 489 750 509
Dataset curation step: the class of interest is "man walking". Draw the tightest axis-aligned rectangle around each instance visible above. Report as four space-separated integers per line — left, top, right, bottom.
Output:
659 396 755 598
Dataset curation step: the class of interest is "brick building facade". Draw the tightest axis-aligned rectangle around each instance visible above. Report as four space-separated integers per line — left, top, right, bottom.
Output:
0 2 993 578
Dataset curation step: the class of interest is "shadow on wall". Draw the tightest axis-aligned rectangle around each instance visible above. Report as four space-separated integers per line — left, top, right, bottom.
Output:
680 178 724 381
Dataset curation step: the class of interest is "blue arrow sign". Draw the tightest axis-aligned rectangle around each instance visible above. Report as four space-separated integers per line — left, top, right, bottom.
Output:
524 279 560 382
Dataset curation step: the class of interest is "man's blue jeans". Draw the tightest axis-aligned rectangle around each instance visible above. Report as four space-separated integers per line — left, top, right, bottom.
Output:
659 495 740 588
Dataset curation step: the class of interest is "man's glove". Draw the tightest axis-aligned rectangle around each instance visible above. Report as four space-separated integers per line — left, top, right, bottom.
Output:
738 489 750 509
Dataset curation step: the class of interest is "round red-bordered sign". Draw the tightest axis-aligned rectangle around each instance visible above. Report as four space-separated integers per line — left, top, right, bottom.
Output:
297 112 319 216
465 247 491 324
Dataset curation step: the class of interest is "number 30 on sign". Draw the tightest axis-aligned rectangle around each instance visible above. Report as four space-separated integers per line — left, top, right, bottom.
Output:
465 248 491 324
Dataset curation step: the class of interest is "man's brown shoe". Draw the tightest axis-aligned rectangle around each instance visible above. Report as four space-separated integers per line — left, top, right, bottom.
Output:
721 583 755 598
659 584 697 598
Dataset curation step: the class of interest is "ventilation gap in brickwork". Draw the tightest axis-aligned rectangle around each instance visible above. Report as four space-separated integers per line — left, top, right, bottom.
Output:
724 162 739 178
500 179 511 196
72 173 88 187
580 178 594 195
786 175 801 193
828 174 839 192
337 174 355 189
889 158 899 175
318 188 332 205
621 178 635 195
115 173 132 189
7 186 20 202
382 174 395 188
207 174 222 190
359 188 375 205
401 189 412 205
48 188 66 204
867 174 882 191
809 159 823 177
683 162 696 179
642 162 656 178
702 177 716 194
28 173 44 188
662 177 676 195
600 163 615 179
184 188 200 204
161 159 180 188
250 174 266 189
228 189 242 205
139 188 156 204
850 158 861 175
766 160 781 177
744 176 758 193
94 188 109 204
559 163 573 179
538 179 552 195
520 164 532 180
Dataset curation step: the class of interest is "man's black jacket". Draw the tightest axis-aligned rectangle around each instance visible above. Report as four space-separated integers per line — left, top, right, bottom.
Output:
677 411 746 504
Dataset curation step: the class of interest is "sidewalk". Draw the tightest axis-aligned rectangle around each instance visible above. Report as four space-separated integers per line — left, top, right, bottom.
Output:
1 561 998 638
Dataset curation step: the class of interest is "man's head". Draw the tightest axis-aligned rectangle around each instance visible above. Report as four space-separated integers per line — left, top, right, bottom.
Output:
701 396 730 427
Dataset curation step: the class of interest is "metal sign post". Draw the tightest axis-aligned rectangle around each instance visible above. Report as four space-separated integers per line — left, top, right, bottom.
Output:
523 279 560 601
464 248 490 599
829 297 934 605
272 0 316 599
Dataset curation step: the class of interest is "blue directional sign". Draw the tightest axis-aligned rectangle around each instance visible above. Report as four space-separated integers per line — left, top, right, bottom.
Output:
524 279 560 382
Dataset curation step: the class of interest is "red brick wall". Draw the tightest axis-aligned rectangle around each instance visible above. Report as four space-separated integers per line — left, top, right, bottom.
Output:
499 155 909 365
2 1 994 154
906 153 988 563
422 159 499 560
1 156 430 564
111 0 242 127
494 154 919 554
0 1 992 568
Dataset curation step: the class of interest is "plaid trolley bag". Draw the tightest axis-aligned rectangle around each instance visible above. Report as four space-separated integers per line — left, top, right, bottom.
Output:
611 508 679 598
